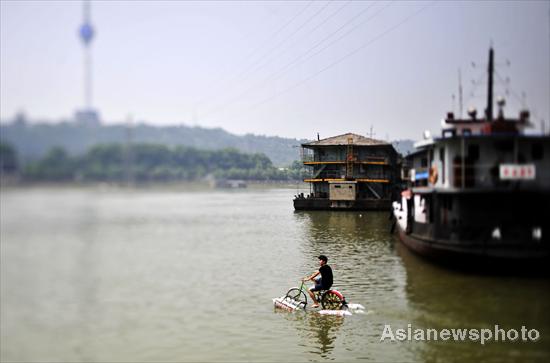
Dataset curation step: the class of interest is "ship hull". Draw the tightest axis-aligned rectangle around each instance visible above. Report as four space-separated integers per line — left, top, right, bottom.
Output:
396 223 550 262
392 189 550 269
294 198 391 211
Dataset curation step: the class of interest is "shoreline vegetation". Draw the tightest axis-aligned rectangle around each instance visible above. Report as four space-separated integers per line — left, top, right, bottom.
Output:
0 180 311 192
0 120 304 166
0 142 309 184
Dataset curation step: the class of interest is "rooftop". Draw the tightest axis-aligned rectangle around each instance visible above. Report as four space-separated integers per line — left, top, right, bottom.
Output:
302 133 390 147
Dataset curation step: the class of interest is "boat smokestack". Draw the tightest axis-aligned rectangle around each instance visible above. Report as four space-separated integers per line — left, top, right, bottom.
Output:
486 47 494 121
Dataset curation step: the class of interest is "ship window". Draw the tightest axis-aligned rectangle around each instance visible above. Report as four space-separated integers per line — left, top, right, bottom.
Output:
532 143 543 160
442 129 456 138
349 186 353 189
439 147 445 184
334 185 341 189
468 144 479 161
421 157 428 167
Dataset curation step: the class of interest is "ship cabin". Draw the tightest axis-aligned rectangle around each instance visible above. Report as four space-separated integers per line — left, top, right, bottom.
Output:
293 133 399 211
393 47 550 262
405 108 550 192
399 106 550 249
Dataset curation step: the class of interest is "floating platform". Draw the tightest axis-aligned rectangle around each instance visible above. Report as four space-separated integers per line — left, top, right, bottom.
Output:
293 198 391 211
273 296 366 316
272 296 305 311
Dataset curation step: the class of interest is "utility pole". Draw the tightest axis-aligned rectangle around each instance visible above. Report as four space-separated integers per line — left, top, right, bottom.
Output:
124 115 134 186
368 125 376 138
458 68 463 118
485 47 494 121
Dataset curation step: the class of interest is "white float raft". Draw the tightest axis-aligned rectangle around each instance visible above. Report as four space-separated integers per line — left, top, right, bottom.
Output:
346 303 365 310
318 309 352 316
273 296 365 316
272 296 305 311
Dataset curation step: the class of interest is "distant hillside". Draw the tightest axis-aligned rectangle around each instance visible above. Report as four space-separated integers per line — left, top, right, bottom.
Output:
0 121 306 166
0 120 417 166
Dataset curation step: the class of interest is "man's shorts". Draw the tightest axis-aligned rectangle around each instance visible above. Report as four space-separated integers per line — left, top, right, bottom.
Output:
309 278 324 292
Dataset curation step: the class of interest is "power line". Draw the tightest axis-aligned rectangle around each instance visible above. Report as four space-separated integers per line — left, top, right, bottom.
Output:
263 2 390 88
200 1 387 119
249 2 435 111
224 0 354 99
494 69 525 110
193 1 315 108
236 0 333 84
466 70 487 105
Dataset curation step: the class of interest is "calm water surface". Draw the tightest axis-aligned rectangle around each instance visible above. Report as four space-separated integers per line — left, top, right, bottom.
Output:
1 186 549 362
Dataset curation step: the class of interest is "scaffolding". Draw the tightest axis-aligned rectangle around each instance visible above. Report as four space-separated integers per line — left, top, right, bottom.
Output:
346 137 354 179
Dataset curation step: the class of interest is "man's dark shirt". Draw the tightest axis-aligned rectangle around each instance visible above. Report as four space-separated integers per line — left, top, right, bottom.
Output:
319 264 333 289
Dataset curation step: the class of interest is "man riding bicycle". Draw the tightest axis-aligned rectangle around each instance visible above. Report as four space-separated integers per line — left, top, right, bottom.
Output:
303 255 333 308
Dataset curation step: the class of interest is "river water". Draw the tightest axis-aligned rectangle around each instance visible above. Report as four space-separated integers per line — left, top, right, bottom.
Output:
1 186 549 362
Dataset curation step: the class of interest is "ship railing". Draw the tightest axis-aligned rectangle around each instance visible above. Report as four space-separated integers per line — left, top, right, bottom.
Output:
359 156 388 163
314 171 391 180
410 163 547 189
319 170 345 179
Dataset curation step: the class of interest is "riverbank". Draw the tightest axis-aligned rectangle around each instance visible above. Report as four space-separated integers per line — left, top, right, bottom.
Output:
0 179 310 192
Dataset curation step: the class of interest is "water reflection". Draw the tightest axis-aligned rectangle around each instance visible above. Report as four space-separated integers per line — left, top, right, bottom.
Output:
293 210 386 242
274 309 344 359
305 314 344 358
73 205 100 362
286 210 415 362
293 210 407 305
396 242 550 362
4 187 549 362
291 209 550 362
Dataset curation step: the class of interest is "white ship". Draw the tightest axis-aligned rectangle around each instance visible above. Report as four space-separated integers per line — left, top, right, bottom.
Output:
392 48 550 265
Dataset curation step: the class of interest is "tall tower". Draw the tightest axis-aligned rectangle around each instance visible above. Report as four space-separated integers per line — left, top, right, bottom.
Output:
75 0 100 125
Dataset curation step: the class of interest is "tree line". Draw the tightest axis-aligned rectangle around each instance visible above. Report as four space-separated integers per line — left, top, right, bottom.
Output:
0 120 305 166
0 142 309 182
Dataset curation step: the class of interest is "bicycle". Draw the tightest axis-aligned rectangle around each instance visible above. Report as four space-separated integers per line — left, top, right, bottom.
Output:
285 280 346 310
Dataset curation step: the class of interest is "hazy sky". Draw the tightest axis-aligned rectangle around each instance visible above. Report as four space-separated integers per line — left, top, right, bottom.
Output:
1 0 549 140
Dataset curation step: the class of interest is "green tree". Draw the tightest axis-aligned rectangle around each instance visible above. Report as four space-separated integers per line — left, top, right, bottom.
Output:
0 143 18 173
25 147 75 180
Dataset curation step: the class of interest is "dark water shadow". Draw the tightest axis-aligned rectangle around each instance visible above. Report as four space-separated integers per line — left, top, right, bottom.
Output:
273 308 344 359
395 241 550 362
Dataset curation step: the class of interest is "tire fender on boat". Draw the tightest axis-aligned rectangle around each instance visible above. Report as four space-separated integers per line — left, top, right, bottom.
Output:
429 166 438 185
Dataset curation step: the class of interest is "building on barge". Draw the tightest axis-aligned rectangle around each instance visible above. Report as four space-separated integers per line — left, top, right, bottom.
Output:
294 133 400 211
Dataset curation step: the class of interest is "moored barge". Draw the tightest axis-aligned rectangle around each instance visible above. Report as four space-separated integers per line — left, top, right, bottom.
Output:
294 133 400 211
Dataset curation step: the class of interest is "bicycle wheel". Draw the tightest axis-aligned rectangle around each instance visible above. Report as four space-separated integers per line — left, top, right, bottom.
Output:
321 290 344 310
285 288 307 307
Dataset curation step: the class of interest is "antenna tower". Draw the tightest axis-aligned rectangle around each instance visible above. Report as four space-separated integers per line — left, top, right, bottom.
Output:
79 1 95 110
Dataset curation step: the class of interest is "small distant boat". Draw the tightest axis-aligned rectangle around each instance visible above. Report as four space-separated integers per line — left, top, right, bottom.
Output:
392 48 550 264
211 179 247 189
